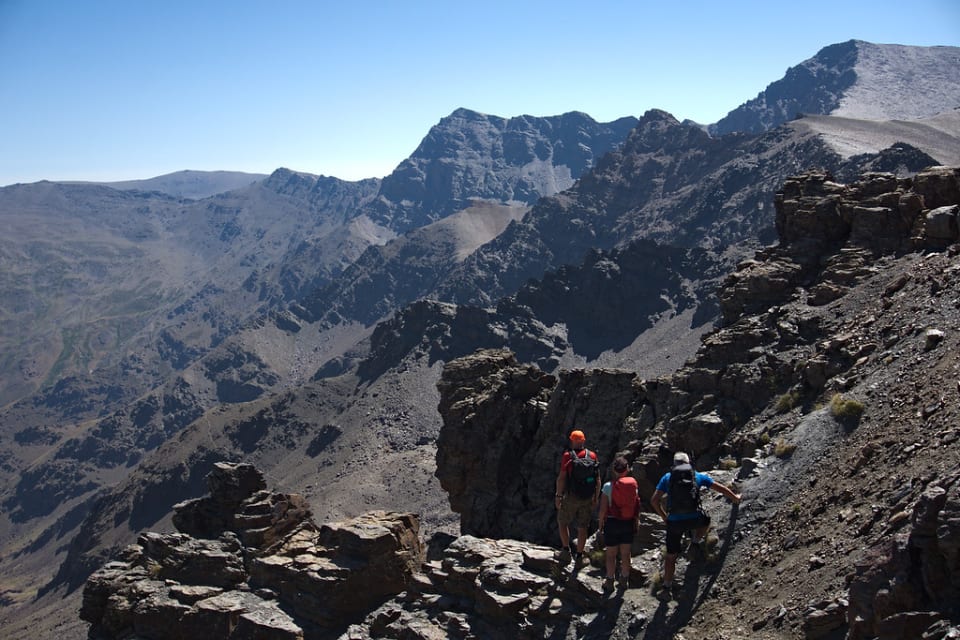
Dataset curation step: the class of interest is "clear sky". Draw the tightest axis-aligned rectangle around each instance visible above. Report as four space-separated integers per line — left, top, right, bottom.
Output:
1 0 958 185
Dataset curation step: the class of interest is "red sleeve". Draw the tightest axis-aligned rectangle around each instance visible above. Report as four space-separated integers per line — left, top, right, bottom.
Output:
560 451 571 473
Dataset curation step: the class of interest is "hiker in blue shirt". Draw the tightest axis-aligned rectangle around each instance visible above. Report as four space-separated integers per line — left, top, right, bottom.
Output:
650 452 741 600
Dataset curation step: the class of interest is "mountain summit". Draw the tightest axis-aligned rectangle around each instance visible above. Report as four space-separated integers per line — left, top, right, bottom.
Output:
711 40 960 135
368 109 638 231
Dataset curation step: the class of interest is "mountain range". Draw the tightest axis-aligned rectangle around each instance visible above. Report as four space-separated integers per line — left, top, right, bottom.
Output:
0 39 959 639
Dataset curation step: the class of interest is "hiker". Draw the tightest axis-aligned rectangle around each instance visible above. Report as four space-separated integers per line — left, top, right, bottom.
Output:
650 451 741 598
598 455 640 592
555 429 600 564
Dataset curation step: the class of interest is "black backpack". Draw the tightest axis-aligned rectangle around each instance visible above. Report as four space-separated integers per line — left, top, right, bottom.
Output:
567 448 599 498
668 463 701 514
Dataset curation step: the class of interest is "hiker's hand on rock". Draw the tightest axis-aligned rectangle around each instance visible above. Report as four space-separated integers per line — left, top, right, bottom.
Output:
731 494 742 505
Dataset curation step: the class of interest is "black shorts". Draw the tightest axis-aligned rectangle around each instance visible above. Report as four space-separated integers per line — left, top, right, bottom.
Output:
665 512 710 554
603 517 634 547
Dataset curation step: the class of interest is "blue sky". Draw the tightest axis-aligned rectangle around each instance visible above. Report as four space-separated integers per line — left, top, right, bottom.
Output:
1 0 958 185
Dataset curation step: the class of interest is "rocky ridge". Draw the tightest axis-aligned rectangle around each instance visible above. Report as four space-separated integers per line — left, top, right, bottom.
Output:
89 170 269 200
434 109 942 308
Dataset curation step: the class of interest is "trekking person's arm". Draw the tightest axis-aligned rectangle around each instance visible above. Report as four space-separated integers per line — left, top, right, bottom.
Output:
710 482 742 504
598 493 609 530
651 489 668 521
593 475 601 504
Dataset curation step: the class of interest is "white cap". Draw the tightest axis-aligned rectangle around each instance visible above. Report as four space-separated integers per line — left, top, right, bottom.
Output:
673 452 690 464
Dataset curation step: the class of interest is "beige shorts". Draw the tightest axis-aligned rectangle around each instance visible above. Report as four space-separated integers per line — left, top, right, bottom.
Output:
558 493 594 528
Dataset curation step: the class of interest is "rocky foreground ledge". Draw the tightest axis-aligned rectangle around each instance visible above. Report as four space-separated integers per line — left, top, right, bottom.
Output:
82 462 667 640
81 462 425 639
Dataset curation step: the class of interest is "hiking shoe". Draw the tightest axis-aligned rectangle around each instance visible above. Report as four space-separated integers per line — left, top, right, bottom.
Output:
602 577 615 594
558 548 571 565
657 583 673 602
693 539 707 558
574 551 584 566
618 574 629 589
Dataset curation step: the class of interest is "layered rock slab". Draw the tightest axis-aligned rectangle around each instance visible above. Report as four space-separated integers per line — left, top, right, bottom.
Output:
81 462 423 639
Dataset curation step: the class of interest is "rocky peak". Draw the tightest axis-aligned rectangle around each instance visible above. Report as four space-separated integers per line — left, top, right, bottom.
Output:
623 108 712 153
710 40 960 136
369 108 638 231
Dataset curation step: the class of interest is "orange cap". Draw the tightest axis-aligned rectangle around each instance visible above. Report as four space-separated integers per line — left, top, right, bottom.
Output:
569 429 585 443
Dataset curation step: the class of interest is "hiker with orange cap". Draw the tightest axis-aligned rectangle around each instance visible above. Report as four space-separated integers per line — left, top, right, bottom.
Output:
555 429 600 565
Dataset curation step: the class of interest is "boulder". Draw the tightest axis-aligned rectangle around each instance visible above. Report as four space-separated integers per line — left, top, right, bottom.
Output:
248 511 424 627
914 166 960 209
802 597 848 639
172 462 310 546
924 205 959 242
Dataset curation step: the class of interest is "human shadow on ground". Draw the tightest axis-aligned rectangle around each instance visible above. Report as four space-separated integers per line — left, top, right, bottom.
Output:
531 557 622 640
642 503 740 640
582 587 625 639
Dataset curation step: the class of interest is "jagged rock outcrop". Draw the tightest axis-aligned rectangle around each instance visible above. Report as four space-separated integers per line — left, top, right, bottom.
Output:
430 166 960 639
718 167 953 325
846 474 960 640
435 349 653 543
80 462 423 640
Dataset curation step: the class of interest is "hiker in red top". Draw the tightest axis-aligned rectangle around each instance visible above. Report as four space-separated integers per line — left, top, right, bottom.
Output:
555 429 600 565
598 455 640 593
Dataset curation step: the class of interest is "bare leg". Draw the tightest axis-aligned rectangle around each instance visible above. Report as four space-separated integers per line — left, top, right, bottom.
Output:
619 544 631 579
575 527 588 553
663 552 678 585
558 517 571 549
605 545 618 578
